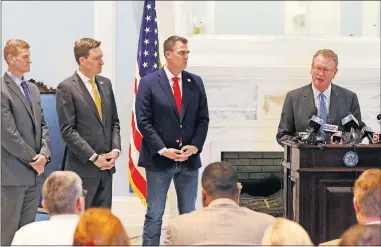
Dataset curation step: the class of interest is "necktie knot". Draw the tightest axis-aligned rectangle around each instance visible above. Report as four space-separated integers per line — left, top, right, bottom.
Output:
20 81 28 89
173 76 179 85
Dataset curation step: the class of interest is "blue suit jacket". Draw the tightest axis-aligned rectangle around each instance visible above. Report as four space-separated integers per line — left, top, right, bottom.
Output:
135 68 209 171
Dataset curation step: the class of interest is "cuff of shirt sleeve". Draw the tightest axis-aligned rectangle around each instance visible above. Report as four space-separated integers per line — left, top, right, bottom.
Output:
158 147 167 155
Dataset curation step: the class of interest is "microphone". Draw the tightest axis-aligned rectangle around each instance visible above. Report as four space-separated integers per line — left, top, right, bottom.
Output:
373 132 381 144
359 122 375 144
332 131 343 144
341 113 361 144
300 115 325 144
322 123 339 144
377 114 381 125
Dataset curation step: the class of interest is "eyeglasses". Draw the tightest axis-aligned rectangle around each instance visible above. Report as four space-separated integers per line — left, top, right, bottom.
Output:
312 66 335 75
82 189 88 197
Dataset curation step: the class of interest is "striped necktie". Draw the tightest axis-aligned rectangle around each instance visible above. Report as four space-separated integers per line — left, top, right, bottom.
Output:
319 93 328 137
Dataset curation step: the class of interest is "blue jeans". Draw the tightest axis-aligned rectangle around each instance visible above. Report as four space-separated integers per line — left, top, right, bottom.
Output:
142 163 199 246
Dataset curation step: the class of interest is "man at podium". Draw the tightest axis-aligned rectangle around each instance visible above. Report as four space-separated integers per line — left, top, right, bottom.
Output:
276 49 362 145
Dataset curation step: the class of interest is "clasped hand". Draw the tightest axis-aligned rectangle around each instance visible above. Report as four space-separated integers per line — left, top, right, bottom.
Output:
93 151 119 170
163 145 197 162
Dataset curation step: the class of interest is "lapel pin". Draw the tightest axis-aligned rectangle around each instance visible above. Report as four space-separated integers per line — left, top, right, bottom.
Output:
100 81 104 85
187 78 191 82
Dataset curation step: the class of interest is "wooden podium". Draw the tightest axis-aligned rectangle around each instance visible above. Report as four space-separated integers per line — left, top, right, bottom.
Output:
281 142 381 245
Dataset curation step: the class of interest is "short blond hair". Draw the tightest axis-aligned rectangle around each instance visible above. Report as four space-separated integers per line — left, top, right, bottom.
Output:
74 38 101 65
312 49 339 68
3 39 30 64
354 168 381 217
261 218 313 245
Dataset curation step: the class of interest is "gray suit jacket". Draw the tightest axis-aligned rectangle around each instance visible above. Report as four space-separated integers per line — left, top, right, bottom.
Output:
277 83 362 145
56 72 120 178
164 198 276 245
1 73 50 186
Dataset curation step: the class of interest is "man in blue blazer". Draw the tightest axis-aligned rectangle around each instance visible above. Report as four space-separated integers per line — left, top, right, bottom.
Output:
135 35 209 246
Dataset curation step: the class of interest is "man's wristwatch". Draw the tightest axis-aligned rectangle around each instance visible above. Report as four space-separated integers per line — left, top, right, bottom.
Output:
45 155 51 163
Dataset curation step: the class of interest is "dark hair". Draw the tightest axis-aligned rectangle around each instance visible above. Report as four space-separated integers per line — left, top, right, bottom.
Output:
201 162 238 199
163 35 188 53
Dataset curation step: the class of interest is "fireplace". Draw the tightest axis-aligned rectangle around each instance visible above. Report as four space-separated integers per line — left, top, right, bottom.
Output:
222 151 284 217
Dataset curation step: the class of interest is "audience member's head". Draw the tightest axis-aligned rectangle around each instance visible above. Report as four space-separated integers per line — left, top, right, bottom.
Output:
42 171 85 216
201 161 240 207
339 224 381 246
261 217 313 245
353 168 381 224
73 208 130 246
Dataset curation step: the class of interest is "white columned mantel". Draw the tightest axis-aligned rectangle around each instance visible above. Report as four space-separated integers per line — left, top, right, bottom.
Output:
94 1 116 91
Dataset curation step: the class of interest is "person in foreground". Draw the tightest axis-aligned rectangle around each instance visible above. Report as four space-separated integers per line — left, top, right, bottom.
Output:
164 161 275 245
135 35 209 246
1 39 51 245
276 49 362 145
261 217 313 245
11 171 84 245
56 38 121 209
73 208 130 246
320 168 380 245
339 224 380 246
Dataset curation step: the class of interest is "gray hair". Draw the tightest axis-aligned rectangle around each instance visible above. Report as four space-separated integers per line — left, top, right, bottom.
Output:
42 171 83 215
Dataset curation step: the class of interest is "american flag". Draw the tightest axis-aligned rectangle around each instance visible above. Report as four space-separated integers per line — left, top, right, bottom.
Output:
128 0 160 206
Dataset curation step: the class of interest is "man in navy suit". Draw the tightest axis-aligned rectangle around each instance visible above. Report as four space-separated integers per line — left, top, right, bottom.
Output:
135 35 209 246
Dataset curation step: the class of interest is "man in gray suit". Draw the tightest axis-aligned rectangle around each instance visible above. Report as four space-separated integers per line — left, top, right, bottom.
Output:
1 39 51 245
277 49 362 145
56 38 121 209
164 162 275 245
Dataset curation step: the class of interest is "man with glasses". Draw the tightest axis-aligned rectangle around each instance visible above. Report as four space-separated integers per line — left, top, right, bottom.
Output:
276 49 362 145
1 39 51 245
11 171 85 245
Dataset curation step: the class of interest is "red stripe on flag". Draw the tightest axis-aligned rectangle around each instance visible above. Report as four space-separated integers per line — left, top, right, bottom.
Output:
134 78 138 94
128 145 147 198
131 112 142 151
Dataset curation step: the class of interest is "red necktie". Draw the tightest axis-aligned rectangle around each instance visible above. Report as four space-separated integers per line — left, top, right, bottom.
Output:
173 77 181 114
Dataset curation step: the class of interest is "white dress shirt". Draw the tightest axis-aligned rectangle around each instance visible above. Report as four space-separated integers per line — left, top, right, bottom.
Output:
163 64 183 96
311 82 331 119
76 70 121 160
6 71 28 97
11 214 80 245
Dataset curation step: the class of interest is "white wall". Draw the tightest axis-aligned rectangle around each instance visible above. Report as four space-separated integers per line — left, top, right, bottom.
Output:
1 1 94 87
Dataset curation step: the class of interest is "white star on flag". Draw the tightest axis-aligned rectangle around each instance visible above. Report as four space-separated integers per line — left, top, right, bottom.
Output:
153 63 158 69
143 50 149 56
153 51 158 57
144 39 149 45
154 40 157 46
146 4 151 9
143 62 148 68
145 15 151 22
144 27 150 33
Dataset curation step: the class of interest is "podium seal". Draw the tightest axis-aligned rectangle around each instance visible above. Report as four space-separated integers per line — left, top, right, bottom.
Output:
343 151 359 167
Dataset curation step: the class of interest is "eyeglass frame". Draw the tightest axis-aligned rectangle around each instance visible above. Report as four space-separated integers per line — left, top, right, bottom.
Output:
311 65 336 75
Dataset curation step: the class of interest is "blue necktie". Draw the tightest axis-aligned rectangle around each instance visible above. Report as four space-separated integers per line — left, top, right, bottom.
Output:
319 93 328 138
20 81 32 105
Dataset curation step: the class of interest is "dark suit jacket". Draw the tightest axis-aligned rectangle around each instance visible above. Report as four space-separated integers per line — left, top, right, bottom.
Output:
277 83 362 145
135 68 209 171
56 72 121 178
1 73 50 186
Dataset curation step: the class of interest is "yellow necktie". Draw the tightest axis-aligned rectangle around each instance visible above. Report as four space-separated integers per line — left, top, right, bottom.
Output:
89 79 102 120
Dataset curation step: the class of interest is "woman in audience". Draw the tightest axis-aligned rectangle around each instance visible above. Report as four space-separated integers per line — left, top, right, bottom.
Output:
73 208 130 246
339 224 380 246
261 217 313 245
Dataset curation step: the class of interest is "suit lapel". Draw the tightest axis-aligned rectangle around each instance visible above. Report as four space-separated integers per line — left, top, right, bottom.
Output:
328 84 341 124
181 71 191 123
4 73 34 122
72 72 104 126
158 68 180 119
301 84 316 115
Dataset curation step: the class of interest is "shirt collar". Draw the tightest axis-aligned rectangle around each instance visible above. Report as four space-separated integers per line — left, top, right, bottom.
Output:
76 70 95 83
163 65 182 83
365 221 381 225
207 198 239 208
311 82 331 100
6 71 25 87
49 214 80 221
